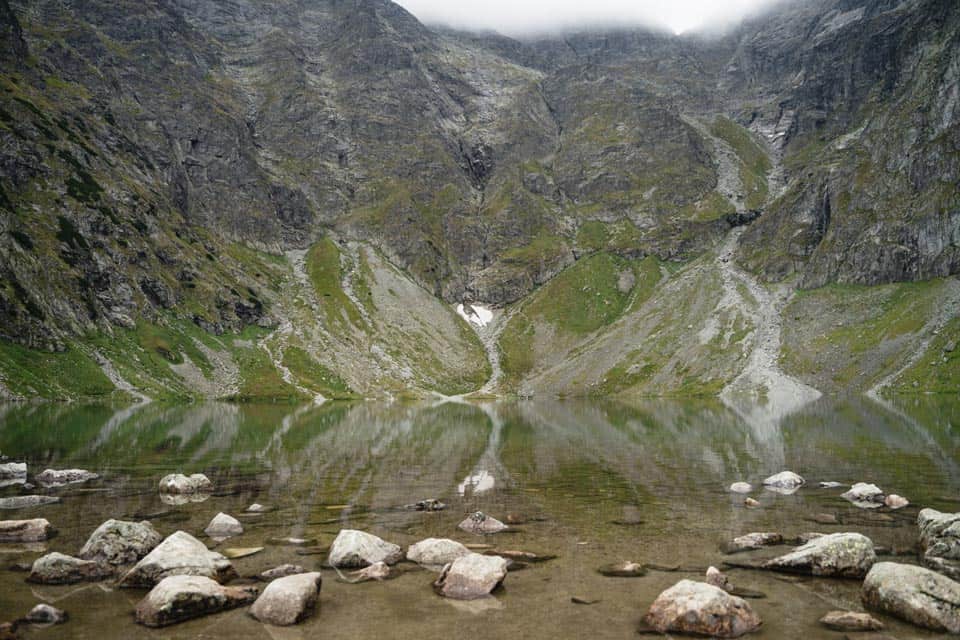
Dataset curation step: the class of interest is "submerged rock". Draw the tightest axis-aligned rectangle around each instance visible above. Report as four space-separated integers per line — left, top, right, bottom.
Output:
407 538 471 569
434 553 508 600
260 564 306 580
118 530 237 588
204 513 243 539
327 529 402 568
404 499 446 511
762 471 805 494
79 519 163 565
642 580 762 638
724 532 783 553
348 561 390 582
842 483 885 508
598 561 647 577
0 462 26 479
763 532 875 578
884 494 909 509
158 473 212 495
250 572 322 626
819 481 846 488
0 495 60 510
28 552 112 584
246 503 268 512
25 603 67 625
0 519 53 542
819 610 884 631
135 575 257 627
862 562 960 633
918 508 960 579
729 482 752 494
744 497 760 508
35 469 98 488
458 512 508 535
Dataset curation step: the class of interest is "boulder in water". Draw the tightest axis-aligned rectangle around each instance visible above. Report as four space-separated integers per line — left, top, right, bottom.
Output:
135 575 257 627
35 469 98 488
28 552 112 584
458 512 508 535
762 471 804 494
918 508 960 580
407 538 471 569
249 572 322 626
729 482 752 494
118 530 237 588
0 518 53 542
434 553 508 600
862 562 960 633
763 532 875 578
204 513 242 539
327 529 402 568
79 519 163 565
818 610 884 631
0 495 60 510
642 580 762 638
158 473 212 494
25 603 67 625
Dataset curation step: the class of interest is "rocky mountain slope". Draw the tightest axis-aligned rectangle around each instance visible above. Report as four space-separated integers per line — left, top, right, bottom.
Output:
0 0 957 401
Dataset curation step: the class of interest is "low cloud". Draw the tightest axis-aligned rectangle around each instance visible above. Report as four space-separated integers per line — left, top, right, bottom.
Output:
394 0 785 36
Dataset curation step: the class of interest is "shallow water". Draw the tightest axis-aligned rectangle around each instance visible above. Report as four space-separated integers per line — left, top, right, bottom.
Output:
0 395 959 639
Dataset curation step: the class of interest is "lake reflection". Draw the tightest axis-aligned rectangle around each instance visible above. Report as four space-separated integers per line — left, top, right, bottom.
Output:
0 395 958 639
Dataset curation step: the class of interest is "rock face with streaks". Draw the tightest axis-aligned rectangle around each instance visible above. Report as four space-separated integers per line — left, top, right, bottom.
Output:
118 531 236 588
862 562 960 633
135 575 257 627
642 580 762 638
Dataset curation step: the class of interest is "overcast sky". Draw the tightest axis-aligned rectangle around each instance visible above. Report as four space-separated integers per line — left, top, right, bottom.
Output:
394 0 781 36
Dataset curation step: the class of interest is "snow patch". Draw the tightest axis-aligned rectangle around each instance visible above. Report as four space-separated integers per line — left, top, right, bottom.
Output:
457 303 493 328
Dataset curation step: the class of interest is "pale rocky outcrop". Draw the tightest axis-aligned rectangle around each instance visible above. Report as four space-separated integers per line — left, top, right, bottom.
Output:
407 538 471 569
204 512 243 539
458 512 508 535
35 469 98 487
763 532 875 578
0 518 53 542
918 508 960 580
28 552 112 584
158 473 212 494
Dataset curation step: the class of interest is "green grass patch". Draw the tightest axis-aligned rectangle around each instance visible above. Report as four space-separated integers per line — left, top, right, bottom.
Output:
281 346 354 398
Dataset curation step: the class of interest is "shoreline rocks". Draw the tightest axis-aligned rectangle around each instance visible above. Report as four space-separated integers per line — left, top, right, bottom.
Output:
862 562 960 633
327 530 402 568
642 580 762 638
249 572 322 626
135 575 257 627
118 530 237 588
763 532 875 578
434 553 508 600
0 518 53 542
79 519 162 565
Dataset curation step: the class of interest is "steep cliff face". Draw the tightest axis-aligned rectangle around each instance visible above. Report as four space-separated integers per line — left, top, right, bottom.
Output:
0 0 957 399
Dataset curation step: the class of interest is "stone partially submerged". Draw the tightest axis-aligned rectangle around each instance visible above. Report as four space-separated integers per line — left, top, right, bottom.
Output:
28 552 112 584
434 553 508 600
0 518 53 542
642 580 762 638
79 519 163 565
762 471 805 494
118 530 237 588
327 529 402 568
25 604 67 625
135 575 257 627
249 572 322 626
407 538 471 569
818 610 884 632
0 462 26 480
842 483 885 508
763 532 875 578
158 473 212 494
35 469 99 488
458 512 508 535
862 562 960 633
0 495 60 509
918 508 960 580
204 513 243 539
723 532 783 553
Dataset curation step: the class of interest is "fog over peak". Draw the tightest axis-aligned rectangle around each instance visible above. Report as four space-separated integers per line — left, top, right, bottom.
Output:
394 0 787 36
